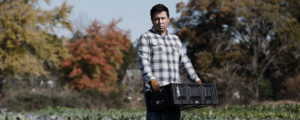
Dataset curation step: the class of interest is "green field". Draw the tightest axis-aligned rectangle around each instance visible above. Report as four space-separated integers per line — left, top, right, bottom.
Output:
1 104 300 120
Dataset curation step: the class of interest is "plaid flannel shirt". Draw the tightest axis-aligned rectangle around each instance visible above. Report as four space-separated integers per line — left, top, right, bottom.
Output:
138 27 200 91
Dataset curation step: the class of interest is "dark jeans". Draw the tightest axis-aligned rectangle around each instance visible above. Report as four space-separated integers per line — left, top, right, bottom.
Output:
144 93 181 120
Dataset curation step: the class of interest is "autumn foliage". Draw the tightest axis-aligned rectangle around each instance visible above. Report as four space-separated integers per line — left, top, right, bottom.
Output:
62 20 131 91
0 0 71 77
172 0 300 102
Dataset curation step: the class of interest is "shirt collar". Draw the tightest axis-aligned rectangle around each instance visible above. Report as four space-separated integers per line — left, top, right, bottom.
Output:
150 27 169 36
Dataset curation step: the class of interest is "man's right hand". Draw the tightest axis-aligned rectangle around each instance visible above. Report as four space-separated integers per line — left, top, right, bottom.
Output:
148 79 160 92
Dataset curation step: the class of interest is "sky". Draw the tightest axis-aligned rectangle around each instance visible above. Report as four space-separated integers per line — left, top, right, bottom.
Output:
43 0 188 43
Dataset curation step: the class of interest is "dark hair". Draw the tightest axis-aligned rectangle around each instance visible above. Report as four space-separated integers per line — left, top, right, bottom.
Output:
150 4 169 20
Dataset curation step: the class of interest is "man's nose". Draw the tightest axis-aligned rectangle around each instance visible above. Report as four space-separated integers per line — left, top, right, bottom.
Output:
159 19 163 24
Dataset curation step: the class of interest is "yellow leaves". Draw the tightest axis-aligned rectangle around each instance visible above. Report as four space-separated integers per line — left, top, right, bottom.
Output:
53 1 73 30
220 5 230 13
95 65 101 74
194 0 235 12
195 51 213 69
6 40 14 49
197 0 210 11
210 14 216 19
0 49 6 57
177 26 195 41
176 2 185 13
0 0 71 78
4 53 48 78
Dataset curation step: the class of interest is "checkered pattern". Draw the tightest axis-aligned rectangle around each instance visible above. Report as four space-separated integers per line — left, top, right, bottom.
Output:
138 27 200 91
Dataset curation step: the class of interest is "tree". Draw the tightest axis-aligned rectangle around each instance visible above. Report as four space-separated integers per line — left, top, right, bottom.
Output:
61 20 132 91
0 0 71 93
262 0 300 100
172 0 300 102
172 0 247 103
232 0 300 100
172 0 239 78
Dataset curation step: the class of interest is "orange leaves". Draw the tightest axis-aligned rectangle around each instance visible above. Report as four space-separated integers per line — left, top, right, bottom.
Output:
72 75 104 91
62 20 131 91
68 67 82 78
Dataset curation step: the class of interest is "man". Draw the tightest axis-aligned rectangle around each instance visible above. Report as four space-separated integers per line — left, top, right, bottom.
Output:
137 4 202 120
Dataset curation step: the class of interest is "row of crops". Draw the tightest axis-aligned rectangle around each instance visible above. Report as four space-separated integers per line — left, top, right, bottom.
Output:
1 104 300 120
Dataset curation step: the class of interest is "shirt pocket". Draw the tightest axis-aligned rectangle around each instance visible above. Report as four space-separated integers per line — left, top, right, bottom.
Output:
151 40 165 54
171 44 180 55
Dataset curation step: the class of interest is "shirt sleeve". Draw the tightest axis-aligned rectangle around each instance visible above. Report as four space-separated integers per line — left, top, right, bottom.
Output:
137 35 156 83
178 43 201 82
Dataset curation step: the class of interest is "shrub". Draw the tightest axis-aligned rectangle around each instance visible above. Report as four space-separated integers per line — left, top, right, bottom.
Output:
283 74 300 100
1 86 127 112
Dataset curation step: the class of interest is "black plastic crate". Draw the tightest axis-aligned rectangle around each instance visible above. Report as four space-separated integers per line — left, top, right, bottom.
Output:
145 83 218 112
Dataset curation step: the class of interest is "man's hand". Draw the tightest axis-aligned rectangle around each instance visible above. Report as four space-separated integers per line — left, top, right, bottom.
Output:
196 80 202 84
148 79 161 92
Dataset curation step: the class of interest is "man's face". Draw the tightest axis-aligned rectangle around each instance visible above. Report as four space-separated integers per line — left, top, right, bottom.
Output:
152 11 169 34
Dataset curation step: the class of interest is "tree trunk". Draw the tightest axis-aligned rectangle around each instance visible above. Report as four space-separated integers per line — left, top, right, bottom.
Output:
255 78 259 101
253 45 260 101
256 56 275 101
0 73 3 95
